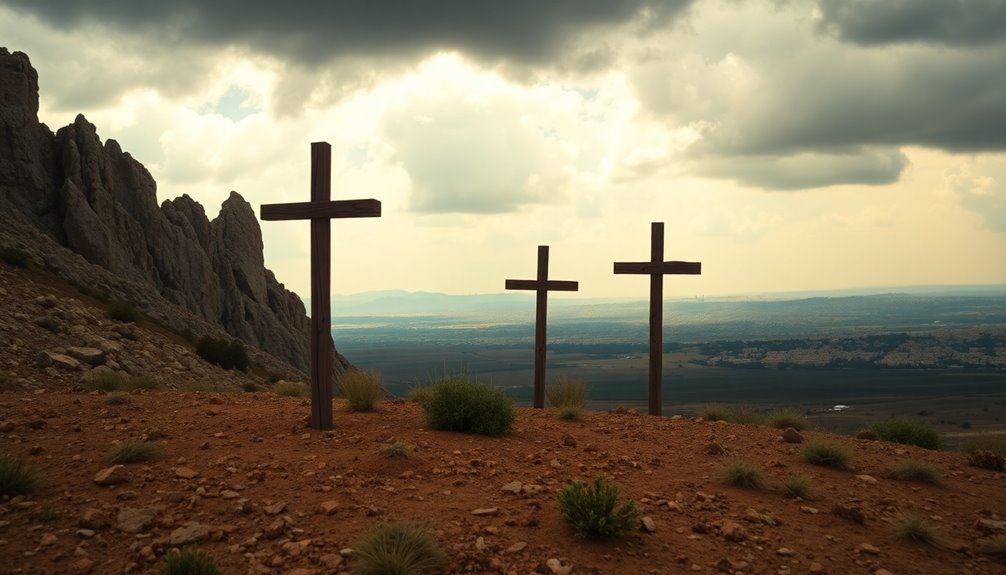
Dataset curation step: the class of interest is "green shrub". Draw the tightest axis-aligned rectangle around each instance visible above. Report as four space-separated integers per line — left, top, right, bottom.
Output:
340 370 384 412
556 476 641 539
779 474 813 499
889 512 940 546
85 370 127 392
545 376 587 409
0 245 30 267
380 440 415 459
104 394 131 405
766 409 808 431
196 336 250 371
125 374 160 391
107 300 142 323
241 382 260 393
108 440 162 464
0 457 41 496
888 459 942 485
273 381 309 397
406 385 433 406
181 381 231 393
869 418 942 450
802 440 851 470
697 404 730 422
421 375 515 436
350 520 445 575
961 433 1006 457
266 372 284 384
558 404 584 421
718 459 766 489
162 548 220 575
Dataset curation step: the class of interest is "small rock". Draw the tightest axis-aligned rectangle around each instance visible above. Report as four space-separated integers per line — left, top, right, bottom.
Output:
874 570 893 575
808 562 825 574
116 507 158 534
641 516 657 533
174 467 198 479
263 501 287 516
506 541 528 553
776 547 795 556
169 522 209 546
40 533 57 546
546 558 573 575
471 508 499 516
856 474 878 485
66 347 105 366
93 465 128 486
319 501 339 515
705 443 727 455
79 508 111 530
561 434 577 447
71 558 95 574
857 543 881 555
832 504 866 524
76 529 95 538
781 428 804 443
319 554 343 569
501 481 522 495
976 518 1006 534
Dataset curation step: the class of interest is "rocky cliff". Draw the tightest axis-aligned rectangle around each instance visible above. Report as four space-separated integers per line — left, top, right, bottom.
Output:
0 47 349 380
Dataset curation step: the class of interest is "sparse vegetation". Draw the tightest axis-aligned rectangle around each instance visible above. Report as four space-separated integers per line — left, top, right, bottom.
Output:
195 336 250 372
889 512 940 546
108 440 162 464
380 440 415 459
161 548 220 575
802 440 851 470
181 381 231 393
718 459 766 489
697 404 762 424
241 382 260 393
406 385 433 406
697 404 731 422
0 457 41 496
558 404 584 421
273 381 309 397
765 409 808 431
869 417 942 450
421 375 515 436
104 394 131 405
107 299 142 323
557 476 642 540
85 370 128 392
962 433 1006 456
545 376 587 409
340 369 384 412
350 520 446 575
779 474 813 499
124 373 160 391
888 459 942 485
0 245 30 267
967 450 1006 472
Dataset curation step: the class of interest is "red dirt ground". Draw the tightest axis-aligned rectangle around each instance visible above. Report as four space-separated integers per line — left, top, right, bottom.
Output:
2 390 1005 575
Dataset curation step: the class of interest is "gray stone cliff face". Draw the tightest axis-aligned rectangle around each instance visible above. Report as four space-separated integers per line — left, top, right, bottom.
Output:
0 48 348 379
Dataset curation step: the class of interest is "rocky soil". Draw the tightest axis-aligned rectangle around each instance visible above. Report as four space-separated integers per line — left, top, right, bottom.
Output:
2 263 1006 575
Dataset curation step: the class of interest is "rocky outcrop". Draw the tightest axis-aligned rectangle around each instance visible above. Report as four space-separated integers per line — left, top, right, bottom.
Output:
0 47 348 379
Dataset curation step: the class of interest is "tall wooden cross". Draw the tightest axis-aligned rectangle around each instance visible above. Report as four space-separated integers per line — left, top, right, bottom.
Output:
614 222 701 416
505 245 579 408
260 142 381 430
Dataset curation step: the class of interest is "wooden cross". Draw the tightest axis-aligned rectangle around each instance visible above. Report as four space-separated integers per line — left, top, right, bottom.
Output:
614 222 701 416
505 245 579 408
260 142 381 430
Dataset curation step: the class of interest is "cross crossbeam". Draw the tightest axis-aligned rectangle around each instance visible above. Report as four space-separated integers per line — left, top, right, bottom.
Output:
260 142 381 430
614 222 701 416
505 245 579 408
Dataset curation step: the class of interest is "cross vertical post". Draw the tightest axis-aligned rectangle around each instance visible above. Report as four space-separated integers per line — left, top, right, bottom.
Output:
505 245 579 408
260 142 381 430
614 222 701 416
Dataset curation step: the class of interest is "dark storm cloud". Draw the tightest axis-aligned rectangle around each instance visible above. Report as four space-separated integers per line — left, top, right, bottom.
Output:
817 0 1006 46
0 0 694 65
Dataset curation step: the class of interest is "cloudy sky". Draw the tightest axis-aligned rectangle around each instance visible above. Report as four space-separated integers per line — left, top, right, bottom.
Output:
2 0 1004 299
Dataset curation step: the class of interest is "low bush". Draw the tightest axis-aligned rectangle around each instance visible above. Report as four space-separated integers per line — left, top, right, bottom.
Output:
273 381 310 397
107 299 142 324
0 457 41 496
108 440 162 464
718 459 766 489
406 385 433 406
889 512 940 546
196 336 250 371
967 450 1006 472
85 370 128 392
558 405 584 421
104 394 131 405
545 376 587 409
421 375 515 436
241 382 260 393
350 520 445 575
802 440 851 470
765 409 808 431
961 433 1006 456
779 474 813 499
697 404 763 424
887 459 942 485
869 418 942 450
379 440 415 459
0 245 30 267
125 374 159 391
340 370 384 412
697 405 730 422
161 548 220 575
557 476 641 539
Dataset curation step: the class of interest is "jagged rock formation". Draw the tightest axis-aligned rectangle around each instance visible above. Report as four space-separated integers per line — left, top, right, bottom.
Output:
0 47 349 379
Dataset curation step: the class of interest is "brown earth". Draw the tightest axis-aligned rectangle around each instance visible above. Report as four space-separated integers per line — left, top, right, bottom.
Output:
2 266 1006 575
